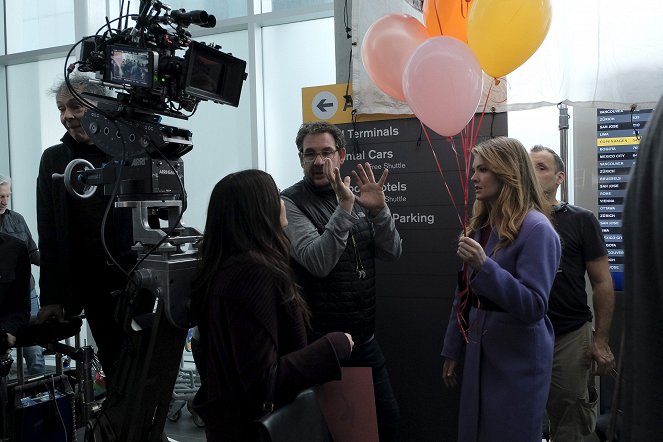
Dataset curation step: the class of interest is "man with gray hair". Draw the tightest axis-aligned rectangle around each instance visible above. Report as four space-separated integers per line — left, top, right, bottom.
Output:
529 145 616 441
36 74 135 387
0 174 44 375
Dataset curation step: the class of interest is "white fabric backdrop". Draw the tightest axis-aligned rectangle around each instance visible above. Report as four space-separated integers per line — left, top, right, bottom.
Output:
352 0 663 114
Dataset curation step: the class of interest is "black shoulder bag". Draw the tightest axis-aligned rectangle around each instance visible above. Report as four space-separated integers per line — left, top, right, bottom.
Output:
254 364 333 442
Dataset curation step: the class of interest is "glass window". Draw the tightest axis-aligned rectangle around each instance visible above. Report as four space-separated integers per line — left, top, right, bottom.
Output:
159 31 252 232
107 0 246 25
5 1 75 53
262 18 336 189
167 0 247 21
262 0 333 14
6 58 67 249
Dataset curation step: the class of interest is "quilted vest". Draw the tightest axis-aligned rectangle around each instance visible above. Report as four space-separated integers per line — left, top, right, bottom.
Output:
282 180 376 343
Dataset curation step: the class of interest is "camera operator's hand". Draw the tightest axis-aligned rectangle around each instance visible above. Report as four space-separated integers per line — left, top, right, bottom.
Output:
37 304 65 323
1 331 15 354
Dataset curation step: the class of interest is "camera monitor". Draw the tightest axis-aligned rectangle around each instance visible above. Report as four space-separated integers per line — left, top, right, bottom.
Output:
183 41 247 107
106 45 155 88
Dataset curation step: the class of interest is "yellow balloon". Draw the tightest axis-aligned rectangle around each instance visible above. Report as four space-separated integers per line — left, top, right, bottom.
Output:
467 0 552 78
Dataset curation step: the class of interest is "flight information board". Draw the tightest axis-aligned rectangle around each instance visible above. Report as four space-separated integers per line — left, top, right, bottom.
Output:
596 108 652 290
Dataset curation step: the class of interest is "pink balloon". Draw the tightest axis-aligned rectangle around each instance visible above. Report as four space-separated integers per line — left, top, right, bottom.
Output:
402 36 483 136
361 14 430 102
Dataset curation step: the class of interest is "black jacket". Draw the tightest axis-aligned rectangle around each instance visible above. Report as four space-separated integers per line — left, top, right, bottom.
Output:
36 133 134 314
0 232 30 335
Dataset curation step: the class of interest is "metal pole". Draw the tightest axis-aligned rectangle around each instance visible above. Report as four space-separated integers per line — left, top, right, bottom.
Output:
558 103 570 202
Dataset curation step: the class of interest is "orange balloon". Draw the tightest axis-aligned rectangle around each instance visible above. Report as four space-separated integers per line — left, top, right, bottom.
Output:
423 0 472 43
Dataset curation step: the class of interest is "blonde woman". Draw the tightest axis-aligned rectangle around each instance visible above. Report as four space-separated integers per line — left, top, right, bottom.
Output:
441 137 561 442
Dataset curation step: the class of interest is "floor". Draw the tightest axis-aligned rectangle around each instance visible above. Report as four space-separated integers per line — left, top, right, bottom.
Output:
5 353 603 442
6 352 207 442
164 407 207 442
161 418 601 442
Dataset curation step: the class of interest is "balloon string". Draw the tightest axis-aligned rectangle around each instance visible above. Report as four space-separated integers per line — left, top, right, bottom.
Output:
471 80 495 148
461 0 471 19
454 80 496 341
434 1 443 36
420 122 464 230
448 132 467 224
455 263 473 343
452 135 470 237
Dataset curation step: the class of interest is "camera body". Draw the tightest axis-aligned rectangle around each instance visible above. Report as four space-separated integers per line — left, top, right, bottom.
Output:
78 1 247 117
71 1 247 200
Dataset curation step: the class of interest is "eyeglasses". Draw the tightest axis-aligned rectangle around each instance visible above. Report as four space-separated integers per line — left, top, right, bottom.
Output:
300 149 338 164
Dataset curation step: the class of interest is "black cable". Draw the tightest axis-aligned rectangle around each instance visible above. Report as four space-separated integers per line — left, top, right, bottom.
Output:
50 375 68 442
119 0 126 29
343 0 353 118
125 0 131 30
343 0 351 39
630 104 640 140
63 36 115 121
489 109 496 138
63 33 142 292
351 109 360 154
96 14 138 36
62 69 136 290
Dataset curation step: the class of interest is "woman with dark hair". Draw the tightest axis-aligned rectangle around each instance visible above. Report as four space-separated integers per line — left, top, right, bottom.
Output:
441 137 561 442
191 169 353 441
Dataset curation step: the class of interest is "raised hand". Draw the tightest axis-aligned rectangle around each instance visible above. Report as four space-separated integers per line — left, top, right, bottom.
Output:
352 162 388 217
324 157 355 213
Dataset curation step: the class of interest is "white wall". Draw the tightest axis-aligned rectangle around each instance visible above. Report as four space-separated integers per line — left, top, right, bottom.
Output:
508 105 574 203
6 58 67 237
262 18 336 190
158 31 253 233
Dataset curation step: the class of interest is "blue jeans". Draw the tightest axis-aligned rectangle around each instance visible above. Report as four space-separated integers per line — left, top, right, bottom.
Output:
22 289 45 375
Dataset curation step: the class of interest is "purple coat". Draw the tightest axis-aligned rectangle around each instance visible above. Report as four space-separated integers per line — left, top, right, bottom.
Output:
442 210 561 442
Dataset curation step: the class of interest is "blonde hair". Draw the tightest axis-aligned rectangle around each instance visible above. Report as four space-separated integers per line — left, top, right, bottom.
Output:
467 137 550 251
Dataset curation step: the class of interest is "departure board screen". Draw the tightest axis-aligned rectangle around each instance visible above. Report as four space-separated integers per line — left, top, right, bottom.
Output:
596 108 652 290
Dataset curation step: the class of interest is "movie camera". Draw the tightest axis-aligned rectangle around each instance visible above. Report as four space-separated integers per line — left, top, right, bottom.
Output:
61 0 247 202
78 1 247 116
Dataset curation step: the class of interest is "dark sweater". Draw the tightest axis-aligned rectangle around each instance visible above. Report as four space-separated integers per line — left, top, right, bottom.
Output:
192 259 350 441
36 133 135 382
0 232 30 335
36 132 134 313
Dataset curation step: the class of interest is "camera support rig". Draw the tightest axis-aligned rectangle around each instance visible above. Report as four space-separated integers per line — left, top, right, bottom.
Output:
53 107 202 441
54 1 247 438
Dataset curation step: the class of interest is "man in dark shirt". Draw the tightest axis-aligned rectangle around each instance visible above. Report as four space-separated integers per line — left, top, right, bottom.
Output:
0 232 30 353
37 75 134 386
530 145 615 441
0 174 44 374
